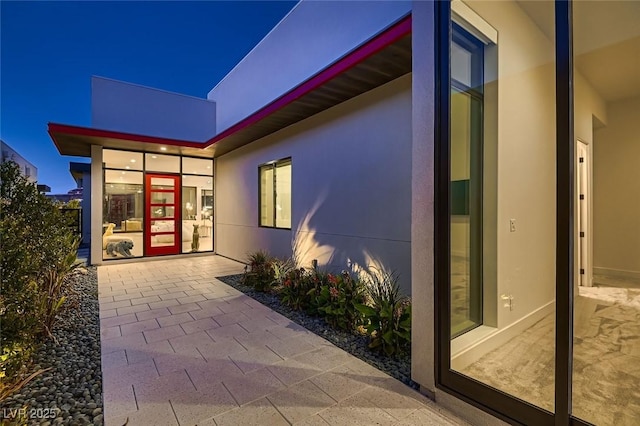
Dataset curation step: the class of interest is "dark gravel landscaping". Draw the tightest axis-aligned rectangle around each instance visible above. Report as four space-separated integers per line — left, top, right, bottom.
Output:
216 274 419 391
1 267 103 426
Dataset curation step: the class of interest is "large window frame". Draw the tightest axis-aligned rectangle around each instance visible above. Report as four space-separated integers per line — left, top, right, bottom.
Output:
258 158 292 230
434 1 578 425
101 148 214 259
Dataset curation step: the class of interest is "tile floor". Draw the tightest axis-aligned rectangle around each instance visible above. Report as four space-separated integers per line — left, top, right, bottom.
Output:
98 256 466 426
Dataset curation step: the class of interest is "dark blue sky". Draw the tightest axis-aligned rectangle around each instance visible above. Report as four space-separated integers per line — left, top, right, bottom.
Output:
1 0 297 193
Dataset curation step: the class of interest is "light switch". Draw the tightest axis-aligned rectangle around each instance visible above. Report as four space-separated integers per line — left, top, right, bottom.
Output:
509 219 516 232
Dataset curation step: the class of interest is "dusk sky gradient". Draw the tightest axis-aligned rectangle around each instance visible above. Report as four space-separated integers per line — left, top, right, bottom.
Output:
1 0 297 193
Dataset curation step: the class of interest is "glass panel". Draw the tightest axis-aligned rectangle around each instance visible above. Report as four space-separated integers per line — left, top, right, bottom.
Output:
103 150 143 170
275 161 292 228
150 192 175 204
182 157 213 175
182 187 197 219
151 233 175 248
103 170 143 259
150 220 175 232
145 154 180 173
181 175 213 253
151 176 175 189
151 206 175 219
260 166 274 226
572 2 640 424
449 1 556 412
451 88 482 337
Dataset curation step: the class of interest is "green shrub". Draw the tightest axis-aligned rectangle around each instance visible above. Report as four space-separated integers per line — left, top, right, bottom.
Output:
315 271 366 331
0 161 79 389
242 250 276 292
356 270 411 356
277 267 324 311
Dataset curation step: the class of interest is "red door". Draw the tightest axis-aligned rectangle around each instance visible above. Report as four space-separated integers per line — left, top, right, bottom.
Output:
145 174 181 256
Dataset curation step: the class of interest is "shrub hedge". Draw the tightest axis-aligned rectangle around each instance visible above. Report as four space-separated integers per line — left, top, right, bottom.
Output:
0 161 80 397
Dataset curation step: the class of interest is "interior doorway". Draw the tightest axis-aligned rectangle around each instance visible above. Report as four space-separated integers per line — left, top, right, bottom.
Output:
576 139 591 287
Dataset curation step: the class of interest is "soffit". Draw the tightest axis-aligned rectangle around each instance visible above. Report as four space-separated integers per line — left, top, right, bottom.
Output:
49 16 412 159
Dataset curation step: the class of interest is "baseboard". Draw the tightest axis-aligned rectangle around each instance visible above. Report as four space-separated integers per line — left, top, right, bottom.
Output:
593 267 640 280
451 300 555 371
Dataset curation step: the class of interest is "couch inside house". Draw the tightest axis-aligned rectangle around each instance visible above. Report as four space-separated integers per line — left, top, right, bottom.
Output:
121 218 143 232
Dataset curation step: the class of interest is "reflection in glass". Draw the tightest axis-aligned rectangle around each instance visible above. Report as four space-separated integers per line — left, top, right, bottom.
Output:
260 166 274 226
103 170 143 259
182 157 213 176
181 175 213 253
103 150 143 170
572 2 640 424
151 206 175 219
146 154 180 173
448 0 556 411
275 161 292 229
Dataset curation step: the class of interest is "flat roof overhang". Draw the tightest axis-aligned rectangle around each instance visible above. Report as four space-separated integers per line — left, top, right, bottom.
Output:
49 15 411 159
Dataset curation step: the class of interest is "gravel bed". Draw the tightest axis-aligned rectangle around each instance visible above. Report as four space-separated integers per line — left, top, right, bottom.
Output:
217 274 419 391
1 267 103 426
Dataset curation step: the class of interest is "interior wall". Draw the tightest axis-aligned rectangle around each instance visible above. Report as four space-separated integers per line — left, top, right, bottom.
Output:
593 96 640 276
215 75 412 294
466 0 556 329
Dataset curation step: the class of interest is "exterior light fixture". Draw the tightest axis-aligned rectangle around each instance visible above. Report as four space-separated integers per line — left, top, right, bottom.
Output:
130 159 136 163
151 155 157 159
125 166 130 169
160 147 167 151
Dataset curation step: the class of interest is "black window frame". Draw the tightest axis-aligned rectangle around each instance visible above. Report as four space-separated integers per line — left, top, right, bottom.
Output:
258 157 292 230
434 1 580 425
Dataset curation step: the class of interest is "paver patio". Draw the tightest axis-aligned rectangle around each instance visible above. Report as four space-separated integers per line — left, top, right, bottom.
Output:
98 255 466 425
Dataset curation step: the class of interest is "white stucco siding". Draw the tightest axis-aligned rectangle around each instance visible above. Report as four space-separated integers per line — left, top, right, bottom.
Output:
207 0 411 134
215 74 413 294
92 76 216 141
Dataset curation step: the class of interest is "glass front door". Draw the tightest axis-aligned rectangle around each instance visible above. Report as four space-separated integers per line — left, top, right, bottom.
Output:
145 174 181 256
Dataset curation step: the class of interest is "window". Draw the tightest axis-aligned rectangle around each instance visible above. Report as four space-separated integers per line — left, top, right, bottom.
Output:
450 23 484 338
259 158 291 229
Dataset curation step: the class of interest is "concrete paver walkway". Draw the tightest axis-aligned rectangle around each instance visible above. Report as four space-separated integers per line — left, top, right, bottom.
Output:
98 256 466 425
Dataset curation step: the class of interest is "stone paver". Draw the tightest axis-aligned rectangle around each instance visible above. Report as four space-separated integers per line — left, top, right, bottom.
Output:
98 256 468 426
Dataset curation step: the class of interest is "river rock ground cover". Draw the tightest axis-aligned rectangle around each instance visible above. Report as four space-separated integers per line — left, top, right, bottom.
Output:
1 267 103 426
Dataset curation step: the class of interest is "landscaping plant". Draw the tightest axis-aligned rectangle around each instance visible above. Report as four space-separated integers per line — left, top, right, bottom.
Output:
315 271 366 331
274 265 322 311
356 269 412 356
242 250 276 292
0 161 79 399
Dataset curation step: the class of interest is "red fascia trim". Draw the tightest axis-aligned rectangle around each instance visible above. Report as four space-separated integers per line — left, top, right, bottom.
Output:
48 123 203 149
204 15 412 148
48 15 412 151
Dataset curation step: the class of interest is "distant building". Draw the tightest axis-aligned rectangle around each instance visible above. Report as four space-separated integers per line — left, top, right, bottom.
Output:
1 140 38 182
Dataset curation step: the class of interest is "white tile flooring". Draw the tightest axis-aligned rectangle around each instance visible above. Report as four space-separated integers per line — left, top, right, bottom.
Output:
98 255 466 425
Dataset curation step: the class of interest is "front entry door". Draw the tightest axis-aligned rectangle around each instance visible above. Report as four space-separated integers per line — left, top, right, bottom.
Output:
145 174 181 256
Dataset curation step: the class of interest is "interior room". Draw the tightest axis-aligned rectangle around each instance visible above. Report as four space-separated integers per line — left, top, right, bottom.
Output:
101 149 213 260
447 1 640 424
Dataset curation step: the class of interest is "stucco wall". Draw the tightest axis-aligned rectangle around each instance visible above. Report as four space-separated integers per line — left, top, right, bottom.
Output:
92 76 216 141
593 96 640 276
207 0 411 133
215 75 412 294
